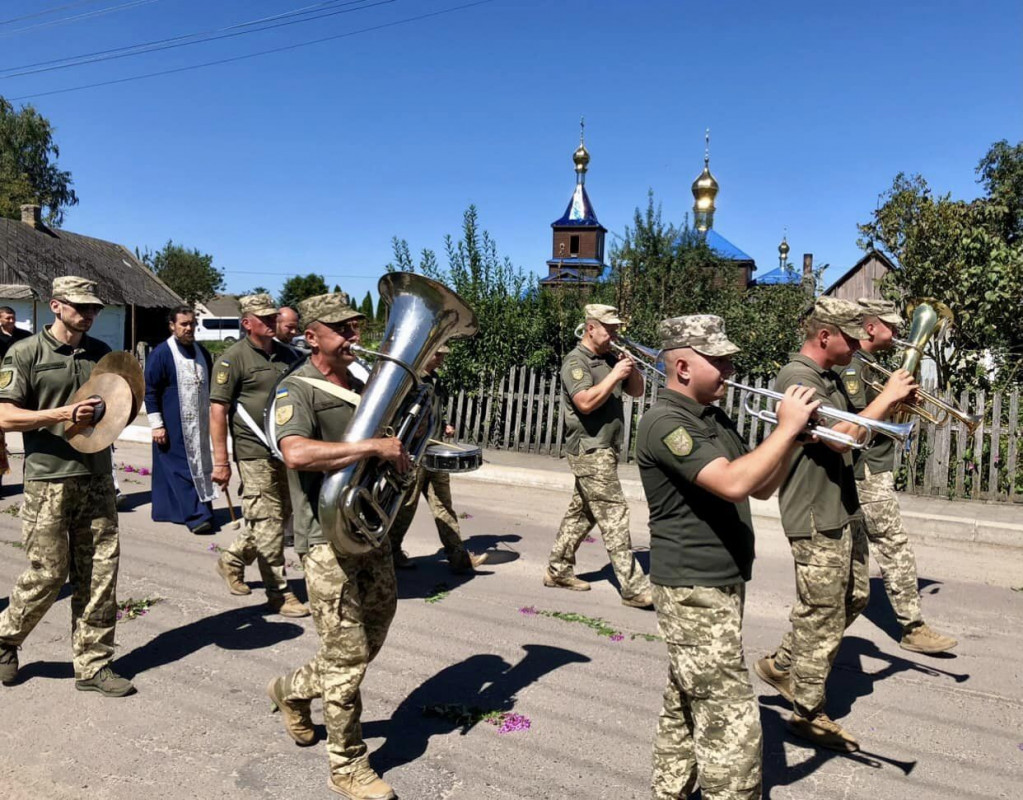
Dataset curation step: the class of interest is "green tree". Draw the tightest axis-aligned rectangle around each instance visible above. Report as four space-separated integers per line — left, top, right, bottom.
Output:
146 240 224 307
0 97 78 226
359 291 374 318
279 273 329 310
858 140 1023 389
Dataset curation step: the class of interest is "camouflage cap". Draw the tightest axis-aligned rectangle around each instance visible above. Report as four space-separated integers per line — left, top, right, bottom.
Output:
658 314 740 357
857 297 903 326
583 303 623 325
811 296 869 340
238 293 278 317
298 292 365 328
52 276 103 306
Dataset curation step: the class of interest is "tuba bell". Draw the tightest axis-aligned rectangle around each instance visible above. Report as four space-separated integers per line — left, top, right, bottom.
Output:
319 272 478 555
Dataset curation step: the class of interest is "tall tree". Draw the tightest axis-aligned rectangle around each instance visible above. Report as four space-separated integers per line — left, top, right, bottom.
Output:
359 291 374 318
146 240 224 307
0 97 78 227
858 140 1023 389
279 273 329 310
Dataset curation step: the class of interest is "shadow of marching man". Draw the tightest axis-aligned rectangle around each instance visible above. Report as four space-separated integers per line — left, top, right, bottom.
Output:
364 643 590 774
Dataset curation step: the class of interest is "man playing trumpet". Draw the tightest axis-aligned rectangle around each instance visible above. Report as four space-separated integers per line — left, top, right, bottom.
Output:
755 297 917 752
841 298 957 654
544 303 653 608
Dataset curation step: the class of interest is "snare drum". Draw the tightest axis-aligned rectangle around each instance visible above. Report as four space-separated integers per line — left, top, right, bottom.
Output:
421 443 483 473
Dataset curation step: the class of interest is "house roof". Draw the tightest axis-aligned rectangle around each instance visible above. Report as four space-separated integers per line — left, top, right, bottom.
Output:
552 184 605 228
705 229 754 264
754 266 802 285
0 283 36 300
202 294 241 316
0 217 183 308
824 249 897 295
540 266 601 285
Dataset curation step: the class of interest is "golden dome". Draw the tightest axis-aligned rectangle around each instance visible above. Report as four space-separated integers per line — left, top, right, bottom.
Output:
691 129 718 220
573 142 590 173
779 235 790 258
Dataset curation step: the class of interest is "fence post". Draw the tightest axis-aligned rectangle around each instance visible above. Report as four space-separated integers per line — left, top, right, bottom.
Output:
987 391 1002 501
523 369 538 453
1007 389 1019 503
971 391 986 500
502 367 516 449
544 373 557 454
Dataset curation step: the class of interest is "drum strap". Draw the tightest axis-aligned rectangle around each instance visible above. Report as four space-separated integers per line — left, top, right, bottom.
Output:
293 376 361 407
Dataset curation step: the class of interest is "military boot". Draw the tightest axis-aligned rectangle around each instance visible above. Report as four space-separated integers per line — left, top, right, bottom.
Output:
754 654 794 702
787 711 859 752
75 667 136 697
621 589 654 609
215 553 251 595
448 549 488 575
327 762 396 800
900 623 958 654
392 549 416 570
268 593 310 618
543 568 590 592
266 677 315 746
0 644 19 686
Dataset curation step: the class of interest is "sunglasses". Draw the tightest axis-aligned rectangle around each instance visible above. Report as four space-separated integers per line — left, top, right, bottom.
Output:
61 300 103 314
325 320 363 337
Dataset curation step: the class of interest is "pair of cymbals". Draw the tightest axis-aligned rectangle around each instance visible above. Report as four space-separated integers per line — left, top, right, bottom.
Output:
64 352 145 453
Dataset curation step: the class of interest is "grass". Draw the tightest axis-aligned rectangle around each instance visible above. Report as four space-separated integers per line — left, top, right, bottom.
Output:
425 583 451 604
117 596 162 621
518 605 662 643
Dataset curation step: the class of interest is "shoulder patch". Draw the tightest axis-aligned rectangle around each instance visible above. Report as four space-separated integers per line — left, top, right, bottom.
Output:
275 404 294 426
215 370 229 385
571 367 584 381
843 376 860 395
662 425 694 457
275 387 289 398
219 360 230 367
0 368 12 390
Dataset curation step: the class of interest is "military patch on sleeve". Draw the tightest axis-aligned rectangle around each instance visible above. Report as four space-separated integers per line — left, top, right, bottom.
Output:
842 370 860 396
215 370 229 385
0 368 13 390
275 387 289 398
662 425 694 457
220 360 230 367
275 403 294 426
571 367 584 381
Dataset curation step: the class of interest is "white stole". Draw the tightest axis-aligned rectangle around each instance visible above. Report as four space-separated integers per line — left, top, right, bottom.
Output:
166 336 216 503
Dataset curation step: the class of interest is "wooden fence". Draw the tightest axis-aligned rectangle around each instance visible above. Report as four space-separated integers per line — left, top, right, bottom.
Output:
443 368 1023 504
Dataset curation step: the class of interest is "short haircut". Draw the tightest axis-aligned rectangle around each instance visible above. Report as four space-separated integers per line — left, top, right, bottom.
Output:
0 306 14 316
167 305 195 324
802 316 840 340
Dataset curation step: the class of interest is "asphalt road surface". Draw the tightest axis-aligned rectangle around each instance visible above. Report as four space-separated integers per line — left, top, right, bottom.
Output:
0 441 1020 799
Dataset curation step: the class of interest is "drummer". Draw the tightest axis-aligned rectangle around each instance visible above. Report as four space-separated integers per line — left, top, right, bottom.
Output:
388 345 487 573
0 276 135 696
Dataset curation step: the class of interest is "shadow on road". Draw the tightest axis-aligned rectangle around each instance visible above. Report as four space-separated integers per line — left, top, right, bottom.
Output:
577 547 650 591
364 643 591 775
861 576 946 643
116 490 152 512
111 606 305 678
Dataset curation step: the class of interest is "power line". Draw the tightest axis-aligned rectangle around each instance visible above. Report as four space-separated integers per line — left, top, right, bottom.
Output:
9 0 494 100
0 1 104 26
0 0 387 73
0 0 159 39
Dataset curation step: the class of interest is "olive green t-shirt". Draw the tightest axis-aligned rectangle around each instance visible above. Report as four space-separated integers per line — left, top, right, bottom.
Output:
637 389 755 587
273 361 361 554
840 354 895 479
0 327 113 481
209 337 300 461
774 353 862 538
561 343 623 456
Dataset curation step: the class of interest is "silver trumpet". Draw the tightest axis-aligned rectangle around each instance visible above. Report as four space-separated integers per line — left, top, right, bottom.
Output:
725 380 916 449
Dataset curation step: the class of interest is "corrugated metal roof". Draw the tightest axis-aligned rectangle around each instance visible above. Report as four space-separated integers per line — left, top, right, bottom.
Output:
705 230 753 262
754 266 802 285
552 184 604 228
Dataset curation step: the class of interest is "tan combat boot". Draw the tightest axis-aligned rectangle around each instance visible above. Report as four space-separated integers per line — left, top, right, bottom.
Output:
621 589 653 609
449 549 488 575
268 593 310 618
0 644 19 686
900 623 958 654
788 711 859 752
266 676 315 746
328 762 396 800
543 567 591 592
215 554 251 595
754 654 794 702
75 666 136 697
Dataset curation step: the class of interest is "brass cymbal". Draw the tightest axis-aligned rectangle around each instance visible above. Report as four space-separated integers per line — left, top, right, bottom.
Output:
92 351 145 419
64 372 134 453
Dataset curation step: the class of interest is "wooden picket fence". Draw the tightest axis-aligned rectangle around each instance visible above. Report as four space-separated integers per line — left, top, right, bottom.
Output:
443 368 1023 504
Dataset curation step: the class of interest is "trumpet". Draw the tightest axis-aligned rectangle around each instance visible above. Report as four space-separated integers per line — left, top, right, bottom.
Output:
726 380 917 449
573 323 666 380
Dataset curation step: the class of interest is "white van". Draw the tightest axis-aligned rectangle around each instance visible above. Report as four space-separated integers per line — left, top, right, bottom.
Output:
195 316 242 342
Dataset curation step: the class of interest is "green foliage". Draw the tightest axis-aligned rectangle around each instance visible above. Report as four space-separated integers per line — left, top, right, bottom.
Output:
425 583 451 604
359 291 374 318
145 240 224 307
858 140 1023 390
278 273 328 310
0 97 78 227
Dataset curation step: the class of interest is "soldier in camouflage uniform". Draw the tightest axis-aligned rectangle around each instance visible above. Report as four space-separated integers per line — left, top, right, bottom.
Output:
637 315 819 800
754 297 917 752
388 346 486 574
265 293 409 800
209 293 308 618
0 277 134 696
545 304 652 608
841 298 957 654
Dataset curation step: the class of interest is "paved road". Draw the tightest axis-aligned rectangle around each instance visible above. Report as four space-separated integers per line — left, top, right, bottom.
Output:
0 441 1020 799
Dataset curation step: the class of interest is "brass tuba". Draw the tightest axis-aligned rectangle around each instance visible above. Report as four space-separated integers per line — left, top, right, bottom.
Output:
319 273 478 554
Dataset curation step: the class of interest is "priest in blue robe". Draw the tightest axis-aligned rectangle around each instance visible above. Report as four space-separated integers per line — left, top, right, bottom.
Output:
145 306 218 534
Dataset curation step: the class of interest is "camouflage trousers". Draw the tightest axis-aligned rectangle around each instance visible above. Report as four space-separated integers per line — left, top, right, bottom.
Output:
857 466 922 630
0 475 119 680
774 521 870 719
282 543 397 775
548 448 650 600
651 584 761 800
388 467 466 556
223 458 291 598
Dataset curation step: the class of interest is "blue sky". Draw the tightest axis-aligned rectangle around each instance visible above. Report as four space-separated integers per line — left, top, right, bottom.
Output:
2 0 1020 304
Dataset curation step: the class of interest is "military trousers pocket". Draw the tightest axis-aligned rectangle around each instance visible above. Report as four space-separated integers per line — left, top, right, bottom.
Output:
791 523 851 569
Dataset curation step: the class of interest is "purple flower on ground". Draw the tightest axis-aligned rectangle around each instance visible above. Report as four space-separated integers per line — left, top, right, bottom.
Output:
519 606 538 616
610 633 624 642
124 465 136 473
116 611 123 620
497 713 531 734
1018 743 1023 751
139 468 151 477
583 536 597 543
